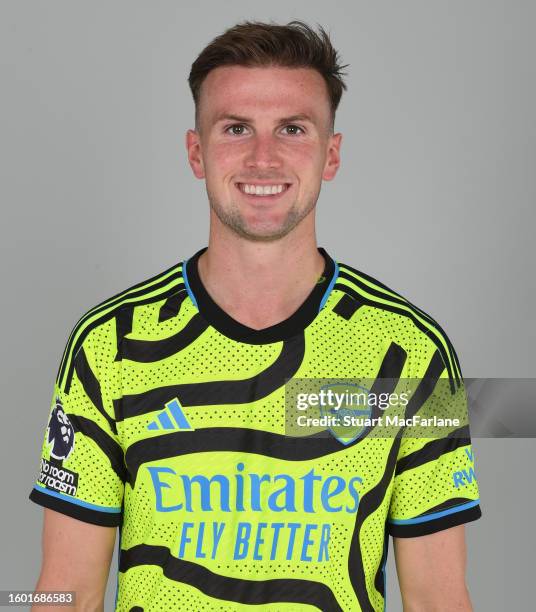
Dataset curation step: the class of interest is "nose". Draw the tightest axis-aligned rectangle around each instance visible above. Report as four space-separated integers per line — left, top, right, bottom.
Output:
244 134 282 171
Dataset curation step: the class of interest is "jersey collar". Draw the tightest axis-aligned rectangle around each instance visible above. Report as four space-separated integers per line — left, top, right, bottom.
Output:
183 247 338 344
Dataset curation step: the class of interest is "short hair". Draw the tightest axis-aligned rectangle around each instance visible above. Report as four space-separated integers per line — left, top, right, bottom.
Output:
188 20 349 131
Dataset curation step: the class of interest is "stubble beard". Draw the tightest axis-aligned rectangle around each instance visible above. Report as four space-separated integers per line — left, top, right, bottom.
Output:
206 188 319 243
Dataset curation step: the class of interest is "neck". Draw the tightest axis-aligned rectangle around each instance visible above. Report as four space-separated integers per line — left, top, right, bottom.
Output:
197 220 325 330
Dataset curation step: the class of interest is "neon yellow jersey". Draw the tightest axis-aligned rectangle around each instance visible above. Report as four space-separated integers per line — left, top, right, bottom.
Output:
29 247 481 611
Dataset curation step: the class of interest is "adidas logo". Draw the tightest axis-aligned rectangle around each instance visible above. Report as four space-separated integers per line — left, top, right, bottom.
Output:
147 398 193 431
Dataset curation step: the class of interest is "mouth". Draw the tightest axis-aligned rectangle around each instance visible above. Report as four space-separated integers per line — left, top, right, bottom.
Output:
234 182 292 200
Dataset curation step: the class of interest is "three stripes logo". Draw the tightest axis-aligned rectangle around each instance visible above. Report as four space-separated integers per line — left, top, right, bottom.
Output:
147 398 193 432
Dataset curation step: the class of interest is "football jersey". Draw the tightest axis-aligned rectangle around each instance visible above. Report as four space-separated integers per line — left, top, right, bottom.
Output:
29 247 481 612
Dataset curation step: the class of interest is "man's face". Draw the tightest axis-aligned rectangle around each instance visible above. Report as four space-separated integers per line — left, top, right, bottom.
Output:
186 65 342 242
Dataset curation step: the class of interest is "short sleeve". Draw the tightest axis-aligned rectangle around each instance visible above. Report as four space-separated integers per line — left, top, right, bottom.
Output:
387 359 482 538
29 318 125 527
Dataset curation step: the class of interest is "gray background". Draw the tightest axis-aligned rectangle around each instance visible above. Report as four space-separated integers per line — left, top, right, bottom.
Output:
1 1 534 610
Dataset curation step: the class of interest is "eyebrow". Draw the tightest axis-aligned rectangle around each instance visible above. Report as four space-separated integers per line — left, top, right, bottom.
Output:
213 113 316 125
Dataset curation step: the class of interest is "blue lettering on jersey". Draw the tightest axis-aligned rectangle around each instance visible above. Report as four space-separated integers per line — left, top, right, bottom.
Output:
146 463 364 563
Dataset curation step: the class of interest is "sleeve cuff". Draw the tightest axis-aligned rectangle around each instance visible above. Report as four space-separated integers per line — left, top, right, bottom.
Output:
388 502 481 538
29 486 122 527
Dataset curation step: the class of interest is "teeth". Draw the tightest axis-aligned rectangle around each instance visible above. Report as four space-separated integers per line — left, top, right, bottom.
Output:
239 184 286 196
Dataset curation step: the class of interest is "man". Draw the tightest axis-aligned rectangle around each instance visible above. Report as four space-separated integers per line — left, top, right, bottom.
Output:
30 21 481 611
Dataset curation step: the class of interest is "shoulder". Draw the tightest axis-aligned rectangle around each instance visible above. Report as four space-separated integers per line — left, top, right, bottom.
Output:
55 260 186 393
333 259 463 389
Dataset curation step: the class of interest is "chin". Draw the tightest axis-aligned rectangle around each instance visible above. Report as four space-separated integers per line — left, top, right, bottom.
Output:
235 219 301 242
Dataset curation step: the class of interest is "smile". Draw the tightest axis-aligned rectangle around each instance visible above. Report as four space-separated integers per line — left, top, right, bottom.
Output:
235 183 291 197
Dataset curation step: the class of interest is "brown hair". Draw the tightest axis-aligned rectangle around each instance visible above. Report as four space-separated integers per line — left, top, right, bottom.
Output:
188 20 348 130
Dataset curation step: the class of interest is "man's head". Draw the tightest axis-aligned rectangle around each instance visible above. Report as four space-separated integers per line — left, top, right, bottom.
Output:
186 21 348 242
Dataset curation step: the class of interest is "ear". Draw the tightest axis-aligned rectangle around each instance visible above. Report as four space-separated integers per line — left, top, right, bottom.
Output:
186 129 205 179
322 132 343 181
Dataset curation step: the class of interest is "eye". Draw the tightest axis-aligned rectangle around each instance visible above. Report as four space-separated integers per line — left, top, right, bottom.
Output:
282 124 304 136
225 124 249 136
